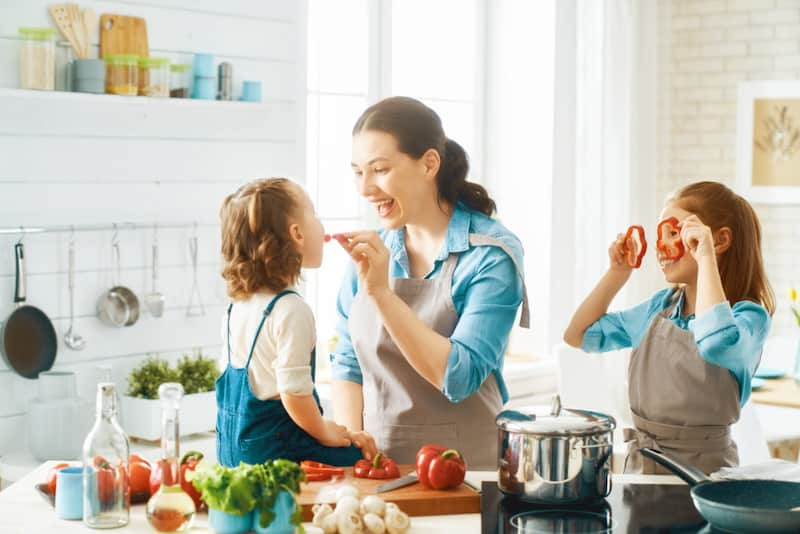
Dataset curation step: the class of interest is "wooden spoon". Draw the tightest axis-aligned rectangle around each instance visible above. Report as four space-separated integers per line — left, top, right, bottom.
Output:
49 4 81 57
82 8 98 57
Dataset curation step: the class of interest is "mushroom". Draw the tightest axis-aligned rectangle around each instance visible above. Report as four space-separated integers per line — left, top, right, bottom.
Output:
384 502 400 515
336 484 360 501
384 509 410 534
360 495 386 517
337 511 364 534
320 513 339 534
336 495 361 518
362 512 386 534
312 503 334 527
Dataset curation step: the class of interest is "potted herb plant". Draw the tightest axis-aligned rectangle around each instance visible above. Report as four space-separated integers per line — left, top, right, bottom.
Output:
192 460 305 534
120 352 219 440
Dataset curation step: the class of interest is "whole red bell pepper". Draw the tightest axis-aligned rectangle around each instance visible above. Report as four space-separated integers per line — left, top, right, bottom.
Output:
149 450 204 510
415 445 466 490
93 455 117 504
657 217 684 260
623 225 647 269
353 453 400 480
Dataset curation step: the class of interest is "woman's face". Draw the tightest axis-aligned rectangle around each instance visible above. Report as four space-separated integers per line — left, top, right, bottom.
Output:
351 130 432 230
658 203 696 285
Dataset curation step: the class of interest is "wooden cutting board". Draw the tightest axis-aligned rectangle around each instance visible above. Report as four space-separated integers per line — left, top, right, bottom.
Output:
297 465 480 521
99 14 149 58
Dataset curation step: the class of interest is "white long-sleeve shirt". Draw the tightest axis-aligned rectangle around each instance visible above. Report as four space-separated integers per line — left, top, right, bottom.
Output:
220 290 316 400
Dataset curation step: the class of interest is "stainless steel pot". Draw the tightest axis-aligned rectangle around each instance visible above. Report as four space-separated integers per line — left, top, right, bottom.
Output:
496 395 616 503
97 240 139 327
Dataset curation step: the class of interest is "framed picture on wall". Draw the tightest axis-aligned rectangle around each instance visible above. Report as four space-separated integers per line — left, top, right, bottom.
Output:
737 81 800 204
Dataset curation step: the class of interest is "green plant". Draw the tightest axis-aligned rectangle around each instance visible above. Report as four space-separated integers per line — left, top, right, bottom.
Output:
176 352 220 395
127 356 179 400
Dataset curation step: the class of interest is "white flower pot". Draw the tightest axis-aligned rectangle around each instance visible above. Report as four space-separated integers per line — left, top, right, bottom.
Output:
120 391 217 441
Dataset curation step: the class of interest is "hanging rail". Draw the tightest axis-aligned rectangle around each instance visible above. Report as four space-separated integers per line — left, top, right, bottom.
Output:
0 221 219 236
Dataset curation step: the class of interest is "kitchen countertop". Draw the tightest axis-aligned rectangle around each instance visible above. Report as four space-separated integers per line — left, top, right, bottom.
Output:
0 459 682 534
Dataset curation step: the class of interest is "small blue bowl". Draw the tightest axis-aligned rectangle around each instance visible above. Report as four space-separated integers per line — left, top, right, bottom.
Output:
208 508 253 534
252 491 296 534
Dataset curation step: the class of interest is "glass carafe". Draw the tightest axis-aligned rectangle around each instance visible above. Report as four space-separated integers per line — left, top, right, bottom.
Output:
82 382 130 529
146 383 196 532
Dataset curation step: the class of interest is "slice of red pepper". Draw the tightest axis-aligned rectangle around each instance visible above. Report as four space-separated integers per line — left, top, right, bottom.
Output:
657 217 684 260
623 225 647 269
353 452 400 480
300 460 345 482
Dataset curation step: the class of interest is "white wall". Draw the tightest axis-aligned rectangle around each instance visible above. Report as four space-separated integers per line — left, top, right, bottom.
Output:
658 0 800 336
0 0 306 450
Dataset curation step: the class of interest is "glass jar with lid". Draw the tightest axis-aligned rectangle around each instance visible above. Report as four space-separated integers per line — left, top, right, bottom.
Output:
138 57 170 97
169 64 191 98
19 27 56 90
105 54 138 96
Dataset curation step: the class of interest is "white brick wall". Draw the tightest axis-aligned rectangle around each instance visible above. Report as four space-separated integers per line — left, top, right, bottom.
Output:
659 0 800 336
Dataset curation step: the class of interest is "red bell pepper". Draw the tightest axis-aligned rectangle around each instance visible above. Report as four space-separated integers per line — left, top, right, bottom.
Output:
353 453 400 480
300 460 345 482
657 217 684 260
623 225 647 269
415 445 466 490
93 456 116 504
149 451 204 510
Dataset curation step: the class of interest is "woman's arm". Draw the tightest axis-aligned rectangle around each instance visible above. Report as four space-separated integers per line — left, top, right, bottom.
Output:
563 232 633 347
680 214 728 316
332 379 366 430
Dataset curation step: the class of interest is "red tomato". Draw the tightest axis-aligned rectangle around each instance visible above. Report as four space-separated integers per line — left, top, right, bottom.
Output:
93 456 116 504
45 463 70 495
129 456 152 495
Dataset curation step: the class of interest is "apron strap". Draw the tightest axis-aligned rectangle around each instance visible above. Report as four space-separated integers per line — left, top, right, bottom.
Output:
242 289 299 369
661 287 684 319
226 303 233 365
468 233 531 328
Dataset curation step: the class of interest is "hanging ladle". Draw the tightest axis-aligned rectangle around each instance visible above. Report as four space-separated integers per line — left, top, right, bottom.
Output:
64 235 86 350
144 229 165 317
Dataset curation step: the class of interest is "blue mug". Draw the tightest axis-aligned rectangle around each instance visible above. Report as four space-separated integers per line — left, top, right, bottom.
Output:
252 491 295 534
55 467 83 520
208 508 253 534
240 81 262 103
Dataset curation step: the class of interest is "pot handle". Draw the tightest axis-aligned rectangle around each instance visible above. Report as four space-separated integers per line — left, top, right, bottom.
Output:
574 442 612 450
640 447 708 486
14 243 26 304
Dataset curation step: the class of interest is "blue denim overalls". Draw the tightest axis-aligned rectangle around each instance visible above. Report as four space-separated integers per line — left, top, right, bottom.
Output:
216 289 362 467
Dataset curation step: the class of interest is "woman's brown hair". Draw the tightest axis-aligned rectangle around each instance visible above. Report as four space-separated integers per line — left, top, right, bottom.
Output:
220 178 302 299
353 96 497 216
669 181 775 315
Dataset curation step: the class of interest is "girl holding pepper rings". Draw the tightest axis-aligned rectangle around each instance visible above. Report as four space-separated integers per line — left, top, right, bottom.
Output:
330 97 530 469
564 181 775 475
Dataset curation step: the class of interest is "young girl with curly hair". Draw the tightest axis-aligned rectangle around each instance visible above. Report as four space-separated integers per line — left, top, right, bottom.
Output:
216 178 375 466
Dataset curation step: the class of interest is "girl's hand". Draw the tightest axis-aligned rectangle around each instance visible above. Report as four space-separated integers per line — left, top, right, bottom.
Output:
679 214 715 261
319 420 352 448
348 430 378 460
334 231 391 297
608 232 634 274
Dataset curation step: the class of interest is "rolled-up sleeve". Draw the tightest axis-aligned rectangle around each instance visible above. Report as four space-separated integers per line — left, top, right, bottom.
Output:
442 249 523 403
581 289 672 353
329 262 363 385
271 300 315 396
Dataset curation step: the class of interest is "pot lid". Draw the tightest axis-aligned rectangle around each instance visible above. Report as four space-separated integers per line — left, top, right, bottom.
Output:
495 395 616 436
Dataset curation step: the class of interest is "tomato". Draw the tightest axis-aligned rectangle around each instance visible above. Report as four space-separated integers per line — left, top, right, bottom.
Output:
129 455 152 495
93 455 116 504
45 463 70 495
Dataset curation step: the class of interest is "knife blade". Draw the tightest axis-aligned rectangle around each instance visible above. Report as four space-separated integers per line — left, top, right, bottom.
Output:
375 473 419 493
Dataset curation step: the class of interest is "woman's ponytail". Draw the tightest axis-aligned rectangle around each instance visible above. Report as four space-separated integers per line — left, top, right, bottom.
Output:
438 138 495 217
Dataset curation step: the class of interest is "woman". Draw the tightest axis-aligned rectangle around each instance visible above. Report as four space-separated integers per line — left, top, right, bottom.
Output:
330 96 530 468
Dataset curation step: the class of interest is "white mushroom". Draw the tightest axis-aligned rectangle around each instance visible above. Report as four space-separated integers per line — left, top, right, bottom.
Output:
360 494 386 517
336 484 360 501
335 495 361 518
320 513 339 534
337 511 364 534
362 512 386 534
312 503 334 527
384 509 411 534
384 502 400 515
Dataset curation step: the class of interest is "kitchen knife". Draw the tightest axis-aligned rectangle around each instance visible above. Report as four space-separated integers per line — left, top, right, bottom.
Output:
375 473 419 493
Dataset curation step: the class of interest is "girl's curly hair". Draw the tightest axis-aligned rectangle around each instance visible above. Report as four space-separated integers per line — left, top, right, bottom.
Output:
220 178 302 299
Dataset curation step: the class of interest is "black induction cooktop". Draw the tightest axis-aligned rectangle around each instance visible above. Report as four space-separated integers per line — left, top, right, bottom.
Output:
481 481 715 533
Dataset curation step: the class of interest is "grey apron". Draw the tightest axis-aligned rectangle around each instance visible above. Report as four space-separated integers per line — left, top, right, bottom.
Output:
624 288 740 475
348 233 530 469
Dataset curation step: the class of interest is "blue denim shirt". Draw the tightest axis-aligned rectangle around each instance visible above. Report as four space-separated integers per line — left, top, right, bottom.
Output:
582 288 771 406
329 205 525 404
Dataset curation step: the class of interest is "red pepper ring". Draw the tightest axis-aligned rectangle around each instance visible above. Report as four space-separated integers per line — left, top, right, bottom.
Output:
656 217 685 260
300 460 345 482
623 225 647 269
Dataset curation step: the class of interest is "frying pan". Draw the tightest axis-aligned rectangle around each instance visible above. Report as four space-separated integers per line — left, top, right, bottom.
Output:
1 243 57 379
641 447 800 533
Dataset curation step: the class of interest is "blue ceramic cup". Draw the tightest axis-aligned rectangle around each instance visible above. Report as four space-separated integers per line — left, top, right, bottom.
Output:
253 490 295 534
208 508 253 534
55 467 83 520
240 81 262 103
193 53 215 78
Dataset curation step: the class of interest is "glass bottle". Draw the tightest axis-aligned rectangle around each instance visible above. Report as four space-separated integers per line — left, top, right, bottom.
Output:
146 383 196 533
82 382 130 529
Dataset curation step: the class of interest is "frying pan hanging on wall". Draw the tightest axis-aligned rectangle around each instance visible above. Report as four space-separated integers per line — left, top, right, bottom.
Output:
1 243 57 379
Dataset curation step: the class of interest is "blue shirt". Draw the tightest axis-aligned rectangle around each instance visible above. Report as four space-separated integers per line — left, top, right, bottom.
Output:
329 205 525 404
582 288 771 405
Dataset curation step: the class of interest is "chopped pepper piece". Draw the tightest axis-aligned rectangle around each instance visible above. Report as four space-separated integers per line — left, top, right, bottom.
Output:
353 452 400 480
623 225 647 269
300 460 345 482
657 217 684 260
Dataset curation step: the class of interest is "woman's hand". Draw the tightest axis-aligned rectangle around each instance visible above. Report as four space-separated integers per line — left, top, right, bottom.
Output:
608 232 634 275
348 430 378 461
679 214 715 261
335 231 391 297
318 420 352 448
